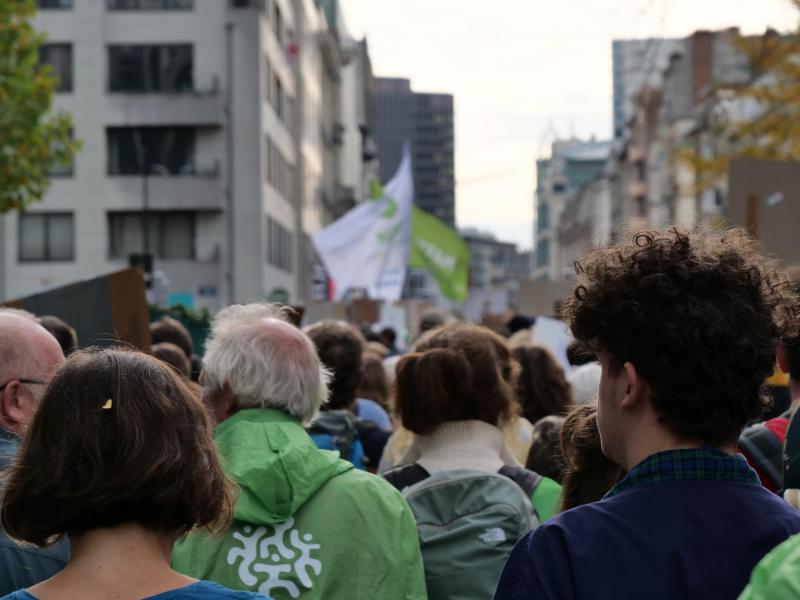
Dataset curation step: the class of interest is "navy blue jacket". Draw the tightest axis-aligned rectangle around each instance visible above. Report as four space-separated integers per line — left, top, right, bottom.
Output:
494 479 800 600
0 429 68 596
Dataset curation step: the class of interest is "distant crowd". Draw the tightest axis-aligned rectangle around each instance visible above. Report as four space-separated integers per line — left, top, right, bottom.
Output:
1 226 800 599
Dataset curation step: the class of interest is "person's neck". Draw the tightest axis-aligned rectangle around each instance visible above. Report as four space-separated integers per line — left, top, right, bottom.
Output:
621 421 736 472
790 381 800 410
29 523 194 600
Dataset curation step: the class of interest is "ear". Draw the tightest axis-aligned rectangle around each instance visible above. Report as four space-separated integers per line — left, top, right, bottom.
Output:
212 383 239 424
0 382 31 436
619 361 649 411
778 345 789 374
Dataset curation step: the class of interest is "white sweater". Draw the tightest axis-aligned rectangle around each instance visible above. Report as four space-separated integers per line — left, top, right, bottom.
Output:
400 419 520 474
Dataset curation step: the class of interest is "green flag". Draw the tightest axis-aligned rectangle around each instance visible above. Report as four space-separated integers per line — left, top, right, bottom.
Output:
409 206 470 302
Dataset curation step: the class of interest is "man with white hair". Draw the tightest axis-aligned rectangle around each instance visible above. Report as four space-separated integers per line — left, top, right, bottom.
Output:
172 303 426 600
0 310 68 594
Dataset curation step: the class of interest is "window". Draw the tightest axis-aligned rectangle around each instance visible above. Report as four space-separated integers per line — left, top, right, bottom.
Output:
49 130 75 177
39 44 72 92
37 0 72 8
19 213 74 262
107 127 195 175
535 239 550 268
107 0 193 9
108 212 195 259
275 77 284 121
267 216 292 272
109 45 193 92
536 201 550 232
273 3 284 47
264 136 293 200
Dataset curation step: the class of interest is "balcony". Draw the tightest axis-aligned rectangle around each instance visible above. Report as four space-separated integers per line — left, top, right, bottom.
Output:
105 89 223 127
104 168 222 212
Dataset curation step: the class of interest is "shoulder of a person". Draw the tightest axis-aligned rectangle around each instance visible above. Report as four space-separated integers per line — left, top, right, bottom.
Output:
316 468 411 513
185 581 268 598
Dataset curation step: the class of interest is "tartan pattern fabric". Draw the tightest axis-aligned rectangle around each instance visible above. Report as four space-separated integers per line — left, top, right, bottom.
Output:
606 447 760 498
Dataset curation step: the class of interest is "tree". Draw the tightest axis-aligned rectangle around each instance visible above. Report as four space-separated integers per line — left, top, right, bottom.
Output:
678 5 800 193
0 0 79 213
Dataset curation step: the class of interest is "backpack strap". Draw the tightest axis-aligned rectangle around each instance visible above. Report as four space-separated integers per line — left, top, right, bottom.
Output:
383 463 431 491
498 465 543 497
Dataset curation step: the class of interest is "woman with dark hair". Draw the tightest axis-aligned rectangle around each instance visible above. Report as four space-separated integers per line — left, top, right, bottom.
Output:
0 348 267 600
559 405 625 512
512 345 574 424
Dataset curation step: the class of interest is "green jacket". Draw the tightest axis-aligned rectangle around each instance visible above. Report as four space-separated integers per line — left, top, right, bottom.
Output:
173 409 427 600
740 533 800 599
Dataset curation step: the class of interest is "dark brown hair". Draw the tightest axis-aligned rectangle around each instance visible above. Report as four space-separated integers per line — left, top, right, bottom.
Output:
150 316 194 358
39 315 78 357
512 345 574 424
561 227 799 445
357 352 390 409
1 348 235 547
559 405 624 512
396 323 515 435
151 342 192 379
306 320 365 410
525 415 566 483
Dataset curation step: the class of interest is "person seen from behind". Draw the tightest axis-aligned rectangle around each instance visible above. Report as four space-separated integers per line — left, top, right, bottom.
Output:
558 405 624 512
0 311 67 595
150 316 201 381
494 228 800 600
738 266 800 493
512 345 574 425
0 348 266 600
525 416 566 483
172 304 426 600
305 320 392 470
384 323 561 600
38 316 78 358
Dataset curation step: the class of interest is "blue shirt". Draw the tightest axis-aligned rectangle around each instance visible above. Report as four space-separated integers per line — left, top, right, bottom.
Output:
355 398 392 431
0 429 69 597
494 448 800 600
2 580 269 599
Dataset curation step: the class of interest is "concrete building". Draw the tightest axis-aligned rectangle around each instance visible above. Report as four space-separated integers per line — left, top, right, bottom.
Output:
1 0 373 311
612 37 681 139
609 29 754 235
461 229 531 321
534 138 611 281
373 77 455 227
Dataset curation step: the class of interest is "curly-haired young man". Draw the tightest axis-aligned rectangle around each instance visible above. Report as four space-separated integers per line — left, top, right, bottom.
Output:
494 228 800 600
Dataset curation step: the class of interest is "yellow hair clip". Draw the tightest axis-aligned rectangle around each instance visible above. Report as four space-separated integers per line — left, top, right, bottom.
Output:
102 399 113 410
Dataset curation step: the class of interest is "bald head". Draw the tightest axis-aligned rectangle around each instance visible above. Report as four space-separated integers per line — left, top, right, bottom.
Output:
202 303 330 424
0 312 64 435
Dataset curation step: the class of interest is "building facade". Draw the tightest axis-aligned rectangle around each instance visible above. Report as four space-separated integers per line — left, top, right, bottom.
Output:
461 229 531 321
1 0 374 311
373 77 455 227
533 138 611 281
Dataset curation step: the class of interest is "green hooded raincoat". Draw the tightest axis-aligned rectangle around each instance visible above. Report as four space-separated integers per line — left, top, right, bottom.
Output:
172 409 427 600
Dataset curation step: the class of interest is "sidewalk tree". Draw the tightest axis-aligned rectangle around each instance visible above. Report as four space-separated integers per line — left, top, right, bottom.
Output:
0 0 79 213
678 4 800 192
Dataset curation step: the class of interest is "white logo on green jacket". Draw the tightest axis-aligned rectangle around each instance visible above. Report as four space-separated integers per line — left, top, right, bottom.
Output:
226 518 322 598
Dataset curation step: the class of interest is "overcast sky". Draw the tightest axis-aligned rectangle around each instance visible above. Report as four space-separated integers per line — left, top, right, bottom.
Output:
339 0 797 249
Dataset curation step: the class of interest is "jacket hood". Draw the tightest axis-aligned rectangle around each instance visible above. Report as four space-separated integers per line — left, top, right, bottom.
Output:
215 408 352 524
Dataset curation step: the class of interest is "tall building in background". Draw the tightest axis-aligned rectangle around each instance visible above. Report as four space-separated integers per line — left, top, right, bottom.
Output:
534 138 611 281
373 77 455 227
0 0 376 310
612 37 681 139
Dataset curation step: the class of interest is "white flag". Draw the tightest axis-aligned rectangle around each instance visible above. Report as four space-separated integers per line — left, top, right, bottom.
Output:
313 146 413 301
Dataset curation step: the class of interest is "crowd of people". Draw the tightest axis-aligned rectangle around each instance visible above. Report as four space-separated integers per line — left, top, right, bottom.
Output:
1 226 800 599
